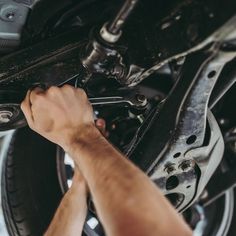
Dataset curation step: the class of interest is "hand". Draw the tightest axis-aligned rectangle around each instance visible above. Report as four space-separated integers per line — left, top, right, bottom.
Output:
95 118 109 138
21 85 101 151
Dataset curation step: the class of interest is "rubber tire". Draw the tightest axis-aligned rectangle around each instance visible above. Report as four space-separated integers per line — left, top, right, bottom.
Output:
1 127 63 236
1 127 236 236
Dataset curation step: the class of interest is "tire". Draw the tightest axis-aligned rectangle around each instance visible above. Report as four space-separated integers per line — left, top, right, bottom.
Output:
1 127 236 236
1 127 62 236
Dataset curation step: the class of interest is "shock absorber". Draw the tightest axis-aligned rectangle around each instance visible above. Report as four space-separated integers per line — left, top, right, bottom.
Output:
100 0 139 43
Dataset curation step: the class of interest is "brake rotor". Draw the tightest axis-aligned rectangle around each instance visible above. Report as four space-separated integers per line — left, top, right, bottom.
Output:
0 90 26 130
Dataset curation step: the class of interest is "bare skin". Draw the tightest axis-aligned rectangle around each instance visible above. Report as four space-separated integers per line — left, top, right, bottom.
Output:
44 119 107 236
44 170 88 236
21 85 193 236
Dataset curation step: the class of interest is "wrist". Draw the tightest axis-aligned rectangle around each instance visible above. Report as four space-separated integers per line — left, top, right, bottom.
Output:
62 124 103 155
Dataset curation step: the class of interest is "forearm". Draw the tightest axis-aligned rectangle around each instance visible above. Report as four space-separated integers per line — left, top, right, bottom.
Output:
44 181 87 236
67 134 192 236
21 85 191 236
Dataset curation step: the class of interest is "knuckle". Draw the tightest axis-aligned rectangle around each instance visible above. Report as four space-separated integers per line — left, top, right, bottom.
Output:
31 91 43 100
30 93 45 105
20 103 27 113
30 91 38 102
20 101 25 109
27 119 34 129
47 86 59 96
62 84 73 90
33 87 44 94
28 123 33 129
77 88 87 98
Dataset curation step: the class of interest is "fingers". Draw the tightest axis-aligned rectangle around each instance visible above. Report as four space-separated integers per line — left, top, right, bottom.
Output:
96 119 106 132
95 118 109 138
21 85 90 130
21 87 46 128
21 90 34 127
29 87 45 104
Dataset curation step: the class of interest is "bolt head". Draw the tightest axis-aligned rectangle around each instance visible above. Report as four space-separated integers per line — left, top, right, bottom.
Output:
0 5 18 22
6 12 15 20
164 164 176 174
136 94 146 102
135 94 147 106
179 160 194 172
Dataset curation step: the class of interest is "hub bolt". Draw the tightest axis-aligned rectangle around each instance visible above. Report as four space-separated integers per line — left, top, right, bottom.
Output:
179 160 194 172
164 163 176 174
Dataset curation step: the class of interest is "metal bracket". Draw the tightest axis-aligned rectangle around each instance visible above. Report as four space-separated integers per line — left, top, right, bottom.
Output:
127 44 236 211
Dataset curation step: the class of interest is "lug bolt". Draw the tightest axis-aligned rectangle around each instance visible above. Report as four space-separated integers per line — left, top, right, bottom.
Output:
164 164 176 174
179 160 194 172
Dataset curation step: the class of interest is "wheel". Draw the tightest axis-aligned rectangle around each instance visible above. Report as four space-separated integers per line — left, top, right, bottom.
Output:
1 126 236 236
0 127 101 236
1 128 62 236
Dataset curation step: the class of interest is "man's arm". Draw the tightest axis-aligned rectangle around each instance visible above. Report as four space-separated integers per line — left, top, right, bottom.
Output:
67 130 191 236
44 171 88 236
21 85 192 236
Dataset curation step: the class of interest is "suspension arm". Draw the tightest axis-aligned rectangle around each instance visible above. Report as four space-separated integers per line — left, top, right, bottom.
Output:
127 44 236 211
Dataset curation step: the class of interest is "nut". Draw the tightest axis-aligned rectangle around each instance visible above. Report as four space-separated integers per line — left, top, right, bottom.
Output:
135 94 147 106
164 164 176 174
179 160 194 172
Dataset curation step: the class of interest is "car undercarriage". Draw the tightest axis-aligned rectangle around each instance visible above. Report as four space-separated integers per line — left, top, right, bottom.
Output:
1 0 236 235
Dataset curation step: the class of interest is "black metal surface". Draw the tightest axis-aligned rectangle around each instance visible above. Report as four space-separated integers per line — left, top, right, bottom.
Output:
1 0 236 90
121 0 236 67
126 41 236 210
202 167 236 207
0 29 89 92
209 58 236 109
127 49 212 171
